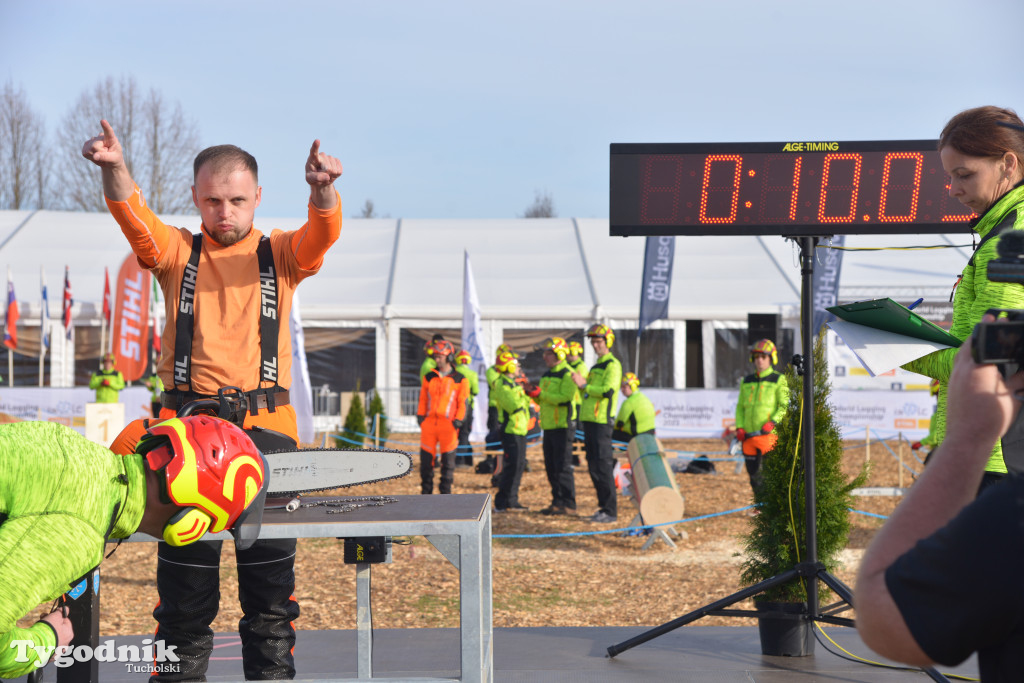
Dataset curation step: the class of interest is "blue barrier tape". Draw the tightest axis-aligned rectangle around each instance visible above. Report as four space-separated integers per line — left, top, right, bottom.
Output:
849 508 890 520
493 505 756 539
494 505 892 539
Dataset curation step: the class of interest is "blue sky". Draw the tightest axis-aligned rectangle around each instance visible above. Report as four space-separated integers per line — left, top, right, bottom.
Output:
3 0 1022 219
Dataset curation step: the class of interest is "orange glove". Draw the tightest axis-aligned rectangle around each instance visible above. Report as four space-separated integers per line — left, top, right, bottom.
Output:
736 428 746 442
102 379 111 387
762 422 775 433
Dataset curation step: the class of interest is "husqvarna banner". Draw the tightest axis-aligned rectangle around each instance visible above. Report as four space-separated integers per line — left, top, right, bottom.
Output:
812 236 844 336
111 252 151 381
638 236 675 332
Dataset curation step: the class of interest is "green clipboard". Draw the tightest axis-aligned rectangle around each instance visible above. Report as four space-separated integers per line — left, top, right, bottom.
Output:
826 298 961 347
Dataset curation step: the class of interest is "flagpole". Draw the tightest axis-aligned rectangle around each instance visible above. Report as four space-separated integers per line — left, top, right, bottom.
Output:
6 349 10 388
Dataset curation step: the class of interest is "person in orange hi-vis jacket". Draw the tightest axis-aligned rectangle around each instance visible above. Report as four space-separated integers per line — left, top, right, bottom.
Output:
417 339 470 494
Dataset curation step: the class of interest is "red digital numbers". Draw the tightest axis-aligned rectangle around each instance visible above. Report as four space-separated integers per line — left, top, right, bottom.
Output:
878 153 923 222
759 155 802 223
698 155 743 223
817 154 862 223
619 143 969 232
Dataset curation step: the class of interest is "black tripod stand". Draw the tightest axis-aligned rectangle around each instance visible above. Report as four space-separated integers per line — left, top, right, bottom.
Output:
605 236 949 683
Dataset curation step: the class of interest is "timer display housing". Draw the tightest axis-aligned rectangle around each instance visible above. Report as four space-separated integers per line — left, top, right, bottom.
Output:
610 141 974 237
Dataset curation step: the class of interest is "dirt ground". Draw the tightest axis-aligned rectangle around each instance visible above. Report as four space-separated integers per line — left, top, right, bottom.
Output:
25 432 918 635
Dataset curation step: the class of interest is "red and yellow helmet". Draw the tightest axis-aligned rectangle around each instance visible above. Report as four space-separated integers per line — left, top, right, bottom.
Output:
495 350 519 374
495 343 513 359
622 372 640 392
586 323 615 348
750 339 778 365
455 349 472 365
137 415 268 550
568 341 584 358
431 339 455 360
541 336 569 362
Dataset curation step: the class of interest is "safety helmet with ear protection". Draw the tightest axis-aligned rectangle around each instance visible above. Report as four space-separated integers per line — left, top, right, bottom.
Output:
137 415 268 550
750 339 778 365
586 323 615 348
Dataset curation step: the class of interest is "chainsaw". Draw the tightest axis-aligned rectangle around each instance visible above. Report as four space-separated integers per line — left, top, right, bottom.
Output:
180 389 413 497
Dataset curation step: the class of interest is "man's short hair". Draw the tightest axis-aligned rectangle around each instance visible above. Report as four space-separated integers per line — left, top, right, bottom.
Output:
193 145 258 182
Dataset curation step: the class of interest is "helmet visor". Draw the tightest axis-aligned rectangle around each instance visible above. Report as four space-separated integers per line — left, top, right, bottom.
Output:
229 451 270 550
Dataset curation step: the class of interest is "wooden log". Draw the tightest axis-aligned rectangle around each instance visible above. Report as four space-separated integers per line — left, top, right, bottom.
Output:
626 433 684 526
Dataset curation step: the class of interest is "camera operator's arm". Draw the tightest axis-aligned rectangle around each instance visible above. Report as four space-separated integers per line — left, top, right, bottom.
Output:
856 334 1024 666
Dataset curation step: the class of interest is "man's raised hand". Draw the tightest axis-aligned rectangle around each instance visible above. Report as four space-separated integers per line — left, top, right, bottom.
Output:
81 119 124 168
305 140 343 187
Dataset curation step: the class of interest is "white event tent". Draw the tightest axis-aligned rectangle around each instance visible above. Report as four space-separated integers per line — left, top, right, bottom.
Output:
0 209 974 414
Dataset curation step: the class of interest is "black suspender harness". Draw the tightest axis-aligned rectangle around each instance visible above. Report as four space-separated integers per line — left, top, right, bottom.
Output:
164 233 287 415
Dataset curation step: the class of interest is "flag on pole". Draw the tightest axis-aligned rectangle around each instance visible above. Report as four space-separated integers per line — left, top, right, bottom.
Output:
62 266 73 340
289 291 314 444
4 269 19 351
40 267 50 352
102 267 112 325
461 250 489 441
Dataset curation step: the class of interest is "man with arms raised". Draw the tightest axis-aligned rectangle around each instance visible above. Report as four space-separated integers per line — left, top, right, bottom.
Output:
82 120 342 680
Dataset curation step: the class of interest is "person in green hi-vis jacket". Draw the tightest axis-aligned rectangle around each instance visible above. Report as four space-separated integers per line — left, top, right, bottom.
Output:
572 324 622 524
903 105 1024 495
89 353 125 403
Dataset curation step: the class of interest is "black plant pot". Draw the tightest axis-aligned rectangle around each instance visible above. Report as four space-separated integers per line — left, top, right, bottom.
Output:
755 601 815 656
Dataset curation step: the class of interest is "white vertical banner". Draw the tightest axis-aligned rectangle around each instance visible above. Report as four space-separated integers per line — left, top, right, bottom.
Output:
289 291 315 444
462 250 489 441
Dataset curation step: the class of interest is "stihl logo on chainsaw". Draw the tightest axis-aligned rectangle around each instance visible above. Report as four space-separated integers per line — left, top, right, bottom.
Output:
264 447 412 495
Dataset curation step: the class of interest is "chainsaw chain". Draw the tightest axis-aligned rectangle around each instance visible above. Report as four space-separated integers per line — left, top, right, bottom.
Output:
299 496 399 515
262 446 413 496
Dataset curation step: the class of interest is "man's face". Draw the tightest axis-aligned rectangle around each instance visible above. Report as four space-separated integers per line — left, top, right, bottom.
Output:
543 349 558 368
590 336 608 357
192 164 261 246
752 352 772 372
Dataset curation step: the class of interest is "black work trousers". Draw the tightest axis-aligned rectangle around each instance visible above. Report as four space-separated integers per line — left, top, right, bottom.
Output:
420 448 456 494
152 538 299 681
542 427 576 510
494 432 526 509
583 421 616 517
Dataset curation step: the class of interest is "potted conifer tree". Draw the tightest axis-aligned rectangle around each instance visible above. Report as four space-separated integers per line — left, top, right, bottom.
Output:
739 333 867 656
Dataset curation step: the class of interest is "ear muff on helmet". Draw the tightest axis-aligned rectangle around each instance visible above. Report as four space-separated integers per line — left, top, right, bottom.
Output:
541 337 569 362
163 507 214 546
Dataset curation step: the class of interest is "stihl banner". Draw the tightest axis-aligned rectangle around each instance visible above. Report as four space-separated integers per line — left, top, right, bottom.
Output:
111 253 151 381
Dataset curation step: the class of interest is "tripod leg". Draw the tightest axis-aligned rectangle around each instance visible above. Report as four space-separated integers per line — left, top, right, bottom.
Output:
816 569 854 605
606 567 801 658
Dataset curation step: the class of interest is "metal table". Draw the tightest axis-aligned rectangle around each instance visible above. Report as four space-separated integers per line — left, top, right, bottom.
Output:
114 493 493 683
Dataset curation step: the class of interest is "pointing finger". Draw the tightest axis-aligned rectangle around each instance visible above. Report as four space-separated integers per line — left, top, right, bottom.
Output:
101 119 117 145
309 139 321 162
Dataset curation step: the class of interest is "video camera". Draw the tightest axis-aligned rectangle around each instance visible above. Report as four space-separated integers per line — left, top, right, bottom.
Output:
971 231 1024 369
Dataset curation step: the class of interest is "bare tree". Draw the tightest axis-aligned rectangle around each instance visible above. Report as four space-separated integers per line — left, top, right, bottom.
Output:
56 76 200 214
356 199 377 218
0 81 48 209
521 189 556 218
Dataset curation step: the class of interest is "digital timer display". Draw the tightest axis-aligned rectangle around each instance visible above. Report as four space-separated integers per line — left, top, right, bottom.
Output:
610 141 975 237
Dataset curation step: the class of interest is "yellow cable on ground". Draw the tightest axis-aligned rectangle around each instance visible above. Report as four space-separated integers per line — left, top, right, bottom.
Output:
813 623 979 681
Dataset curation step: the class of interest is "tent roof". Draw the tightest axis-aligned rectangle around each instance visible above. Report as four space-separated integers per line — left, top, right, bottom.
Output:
0 209 974 324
